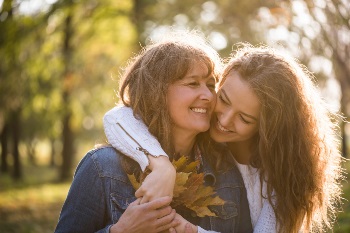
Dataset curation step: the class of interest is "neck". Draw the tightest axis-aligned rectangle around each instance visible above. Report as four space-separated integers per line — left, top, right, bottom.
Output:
172 130 197 157
227 140 255 165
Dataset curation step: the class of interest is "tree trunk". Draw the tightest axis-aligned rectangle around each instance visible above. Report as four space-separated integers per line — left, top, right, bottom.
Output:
0 123 9 173
340 86 349 158
60 110 74 180
60 11 75 181
50 138 56 167
11 109 22 179
133 0 144 45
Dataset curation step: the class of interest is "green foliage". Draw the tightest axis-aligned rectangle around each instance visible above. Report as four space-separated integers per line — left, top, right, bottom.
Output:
0 0 137 156
0 165 70 233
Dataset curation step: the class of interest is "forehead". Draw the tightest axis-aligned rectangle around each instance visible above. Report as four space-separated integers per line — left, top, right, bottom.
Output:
221 72 261 114
183 60 214 80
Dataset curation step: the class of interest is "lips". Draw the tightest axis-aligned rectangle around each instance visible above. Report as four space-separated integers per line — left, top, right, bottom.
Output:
216 120 231 132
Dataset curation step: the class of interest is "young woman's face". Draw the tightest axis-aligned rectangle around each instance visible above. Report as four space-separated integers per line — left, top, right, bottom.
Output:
210 71 260 143
167 61 216 137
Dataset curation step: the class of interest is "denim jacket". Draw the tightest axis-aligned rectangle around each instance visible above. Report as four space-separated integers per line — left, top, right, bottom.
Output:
55 146 252 233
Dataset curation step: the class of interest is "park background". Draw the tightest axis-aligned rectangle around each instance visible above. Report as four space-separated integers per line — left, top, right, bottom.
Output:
0 0 349 232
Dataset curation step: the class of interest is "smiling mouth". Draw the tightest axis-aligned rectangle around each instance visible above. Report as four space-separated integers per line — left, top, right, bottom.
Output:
217 120 231 132
191 108 207 114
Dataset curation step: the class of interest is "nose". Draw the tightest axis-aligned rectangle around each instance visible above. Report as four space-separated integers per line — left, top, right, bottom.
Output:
200 85 215 102
215 100 234 127
219 111 233 126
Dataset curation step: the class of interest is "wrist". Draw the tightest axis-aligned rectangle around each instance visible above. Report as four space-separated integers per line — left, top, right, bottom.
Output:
110 222 124 233
147 155 174 172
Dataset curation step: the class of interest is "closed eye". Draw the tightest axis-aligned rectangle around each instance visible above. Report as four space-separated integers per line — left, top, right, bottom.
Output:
188 82 199 87
218 93 229 105
240 114 251 124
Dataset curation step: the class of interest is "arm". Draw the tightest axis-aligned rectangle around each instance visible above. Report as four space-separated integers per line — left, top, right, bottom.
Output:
103 106 168 171
54 155 112 233
103 106 176 202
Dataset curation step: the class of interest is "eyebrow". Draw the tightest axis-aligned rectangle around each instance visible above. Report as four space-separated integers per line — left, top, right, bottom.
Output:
187 74 216 81
221 88 258 122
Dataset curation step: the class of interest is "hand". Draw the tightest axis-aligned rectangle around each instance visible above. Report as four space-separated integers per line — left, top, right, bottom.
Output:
110 196 180 233
169 214 197 233
136 156 176 204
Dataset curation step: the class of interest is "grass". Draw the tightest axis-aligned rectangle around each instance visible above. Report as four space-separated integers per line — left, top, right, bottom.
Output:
0 159 349 233
0 165 70 233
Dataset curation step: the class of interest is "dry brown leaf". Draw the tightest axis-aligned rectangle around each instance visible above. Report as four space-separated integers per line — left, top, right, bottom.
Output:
127 155 225 217
173 172 190 198
127 174 141 190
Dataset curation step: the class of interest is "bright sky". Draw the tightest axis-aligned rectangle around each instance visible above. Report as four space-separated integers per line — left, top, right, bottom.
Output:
0 0 58 15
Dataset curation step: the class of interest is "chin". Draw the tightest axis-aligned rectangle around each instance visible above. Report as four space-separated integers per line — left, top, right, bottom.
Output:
199 125 210 132
209 129 225 142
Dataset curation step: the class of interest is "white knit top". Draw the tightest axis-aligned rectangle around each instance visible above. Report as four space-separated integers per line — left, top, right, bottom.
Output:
103 106 277 233
234 163 277 232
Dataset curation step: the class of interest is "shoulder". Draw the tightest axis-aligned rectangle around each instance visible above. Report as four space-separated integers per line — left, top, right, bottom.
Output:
77 145 130 182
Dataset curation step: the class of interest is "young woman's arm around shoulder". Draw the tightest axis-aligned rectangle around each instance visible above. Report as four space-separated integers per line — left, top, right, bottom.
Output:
104 106 176 203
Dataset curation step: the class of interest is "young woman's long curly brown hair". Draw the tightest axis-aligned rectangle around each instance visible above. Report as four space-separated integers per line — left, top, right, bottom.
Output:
221 44 344 232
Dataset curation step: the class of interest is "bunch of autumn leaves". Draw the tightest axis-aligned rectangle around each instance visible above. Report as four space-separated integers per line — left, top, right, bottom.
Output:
128 156 225 217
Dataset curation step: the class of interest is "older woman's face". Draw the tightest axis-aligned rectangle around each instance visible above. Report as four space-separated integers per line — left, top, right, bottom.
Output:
167 61 216 137
210 71 260 143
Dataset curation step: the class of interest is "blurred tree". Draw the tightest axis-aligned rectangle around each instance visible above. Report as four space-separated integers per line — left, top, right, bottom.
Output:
255 0 350 157
0 0 22 179
44 0 137 180
303 0 350 158
132 0 277 55
0 0 67 177
1 0 137 180
0 124 9 173
60 6 75 181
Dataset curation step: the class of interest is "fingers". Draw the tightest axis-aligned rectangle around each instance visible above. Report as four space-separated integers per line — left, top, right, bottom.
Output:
139 195 150 204
184 223 193 233
184 223 197 233
155 205 172 218
156 208 176 225
144 196 172 210
156 209 180 232
129 198 141 207
135 186 144 198
136 184 159 203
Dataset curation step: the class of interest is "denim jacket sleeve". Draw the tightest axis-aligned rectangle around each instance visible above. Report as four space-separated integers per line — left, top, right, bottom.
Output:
55 150 112 233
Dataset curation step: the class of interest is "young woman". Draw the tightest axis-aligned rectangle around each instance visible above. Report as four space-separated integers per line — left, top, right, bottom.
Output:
104 44 344 233
55 32 252 233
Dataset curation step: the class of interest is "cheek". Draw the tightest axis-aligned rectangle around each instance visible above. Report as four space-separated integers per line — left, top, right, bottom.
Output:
214 98 224 113
245 126 259 138
236 123 257 137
